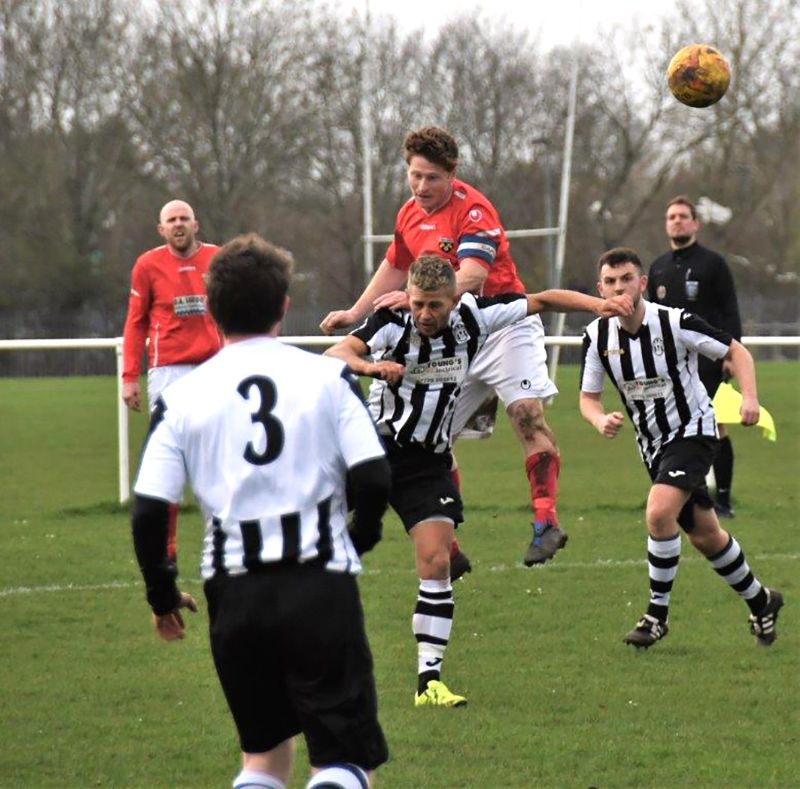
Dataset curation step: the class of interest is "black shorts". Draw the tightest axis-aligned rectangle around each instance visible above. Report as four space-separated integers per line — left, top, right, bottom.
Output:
646 436 718 511
204 565 388 769
382 438 463 532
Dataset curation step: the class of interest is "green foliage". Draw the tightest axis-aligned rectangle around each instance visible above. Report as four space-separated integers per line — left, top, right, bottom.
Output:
0 364 797 787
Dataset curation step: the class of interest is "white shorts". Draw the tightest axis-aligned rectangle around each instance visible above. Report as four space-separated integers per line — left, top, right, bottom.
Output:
147 364 197 412
451 315 558 435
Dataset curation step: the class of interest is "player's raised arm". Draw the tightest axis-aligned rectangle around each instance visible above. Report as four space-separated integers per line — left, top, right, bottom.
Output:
320 259 408 335
526 290 633 317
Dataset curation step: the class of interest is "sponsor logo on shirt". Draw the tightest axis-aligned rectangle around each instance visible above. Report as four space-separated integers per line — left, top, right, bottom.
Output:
603 348 626 356
454 189 466 200
620 376 672 401
420 223 436 230
439 237 455 253
468 208 483 222
405 356 466 385
173 295 208 317
178 265 197 272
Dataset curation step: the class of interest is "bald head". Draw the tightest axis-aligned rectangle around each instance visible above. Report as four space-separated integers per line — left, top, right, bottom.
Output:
159 200 195 224
157 200 200 257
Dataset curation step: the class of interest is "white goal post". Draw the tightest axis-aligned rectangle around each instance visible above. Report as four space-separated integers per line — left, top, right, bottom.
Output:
1 335 798 504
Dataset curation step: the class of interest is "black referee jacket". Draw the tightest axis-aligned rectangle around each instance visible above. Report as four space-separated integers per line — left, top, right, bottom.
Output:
648 241 742 339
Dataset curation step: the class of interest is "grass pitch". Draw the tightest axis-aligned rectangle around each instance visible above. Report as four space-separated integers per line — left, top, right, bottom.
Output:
0 363 797 787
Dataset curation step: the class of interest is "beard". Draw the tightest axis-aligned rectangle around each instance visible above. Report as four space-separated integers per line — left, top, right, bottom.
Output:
671 234 692 247
169 233 193 251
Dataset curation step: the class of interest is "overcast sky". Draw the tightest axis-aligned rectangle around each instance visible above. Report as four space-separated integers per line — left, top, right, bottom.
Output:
339 0 674 50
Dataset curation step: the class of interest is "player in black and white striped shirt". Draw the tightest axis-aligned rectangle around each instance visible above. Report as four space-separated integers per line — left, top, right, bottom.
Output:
579 247 783 650
132 234 391 789
327 255 632 707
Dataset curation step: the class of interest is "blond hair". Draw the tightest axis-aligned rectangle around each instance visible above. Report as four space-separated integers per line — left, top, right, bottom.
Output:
408 255 456 293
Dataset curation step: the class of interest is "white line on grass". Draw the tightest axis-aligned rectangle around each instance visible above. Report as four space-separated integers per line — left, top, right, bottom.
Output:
0 580 137 597
1 552 797 599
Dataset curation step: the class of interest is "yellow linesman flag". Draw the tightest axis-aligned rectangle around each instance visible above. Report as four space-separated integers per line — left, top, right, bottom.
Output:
712 381 777 442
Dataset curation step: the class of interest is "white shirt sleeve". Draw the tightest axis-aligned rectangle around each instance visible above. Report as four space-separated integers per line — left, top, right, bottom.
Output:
579 327 606 393
467 293 528 336
133 409 187 503
336 369 387 469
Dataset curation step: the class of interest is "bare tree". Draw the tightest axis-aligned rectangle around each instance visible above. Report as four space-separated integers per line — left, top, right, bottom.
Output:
125 0 317 242
0 0 140 332
423 13 547 198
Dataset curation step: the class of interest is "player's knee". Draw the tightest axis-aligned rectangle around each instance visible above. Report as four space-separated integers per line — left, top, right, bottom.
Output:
306 764 369 789
645 501 679 535
417 546 450 579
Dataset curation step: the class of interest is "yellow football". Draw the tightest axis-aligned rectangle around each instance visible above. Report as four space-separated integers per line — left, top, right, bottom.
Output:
667 44 731 108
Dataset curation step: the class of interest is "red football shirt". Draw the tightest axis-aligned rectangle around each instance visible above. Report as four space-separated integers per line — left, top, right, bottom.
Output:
122 243 222 382
385 178 525 295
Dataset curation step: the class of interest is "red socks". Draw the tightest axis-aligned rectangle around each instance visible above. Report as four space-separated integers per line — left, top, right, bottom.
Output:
525 452 560 525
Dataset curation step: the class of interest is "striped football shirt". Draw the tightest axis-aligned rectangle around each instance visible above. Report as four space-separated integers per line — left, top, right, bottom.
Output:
579 300 732 465
134 337 385 579
352 292 528 453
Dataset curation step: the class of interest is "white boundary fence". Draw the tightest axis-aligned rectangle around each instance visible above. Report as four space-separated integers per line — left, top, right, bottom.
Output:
1 335 798 504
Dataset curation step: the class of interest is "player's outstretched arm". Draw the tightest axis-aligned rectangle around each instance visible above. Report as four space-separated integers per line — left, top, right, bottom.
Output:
580 391 625 439
725 340 760 425
320 259 407 335
325 336 405 385
526 290 633 317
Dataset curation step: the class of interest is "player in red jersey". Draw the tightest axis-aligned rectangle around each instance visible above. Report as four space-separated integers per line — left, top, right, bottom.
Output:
122 199 222 560
321 127 566 569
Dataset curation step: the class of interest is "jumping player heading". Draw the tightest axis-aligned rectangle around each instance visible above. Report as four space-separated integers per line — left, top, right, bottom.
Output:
321 127 569 568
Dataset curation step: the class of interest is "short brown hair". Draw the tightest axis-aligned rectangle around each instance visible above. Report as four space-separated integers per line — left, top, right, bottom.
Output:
408 255 456 293
596 247 644 274
403 127 459 172
207 233 293 334
666 195 697 220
